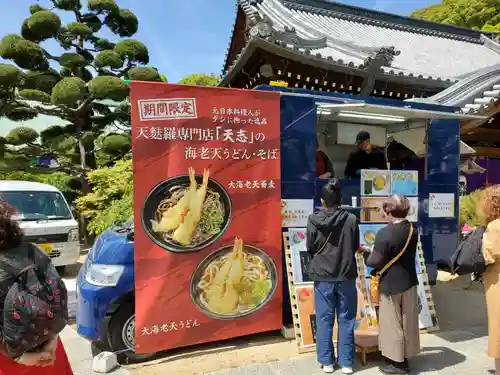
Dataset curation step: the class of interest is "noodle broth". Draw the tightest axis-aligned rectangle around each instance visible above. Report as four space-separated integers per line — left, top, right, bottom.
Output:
191 245 278 319
142 174 232 252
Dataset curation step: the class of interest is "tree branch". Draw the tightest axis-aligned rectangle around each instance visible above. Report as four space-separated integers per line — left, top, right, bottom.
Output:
73 97 94 114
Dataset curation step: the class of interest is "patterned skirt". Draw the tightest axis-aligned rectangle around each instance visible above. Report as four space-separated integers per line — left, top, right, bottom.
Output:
378 286 421 362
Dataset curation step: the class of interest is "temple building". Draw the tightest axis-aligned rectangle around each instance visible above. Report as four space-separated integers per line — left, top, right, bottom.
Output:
221 0 500 154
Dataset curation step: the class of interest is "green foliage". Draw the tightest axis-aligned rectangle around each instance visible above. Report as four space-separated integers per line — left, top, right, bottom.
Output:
99 133 131 160
6 127 39 145
178 72 220 86
88 0 119 14
29 4 45 14
24 11 62 40
0 64 21 86
411 0 500 31
75 159 133 235
459 189 484 227
94 50 123 68
54 0 82 11
114 39 149 64
22 69 61 93
51 77 87 106
104 8 138 37
18 89 52 103
88 75 129 101
67 22 94 37
59 53 88 68
0 170 81 204
127 67 161 81
0 0 166 238
0 34 45 69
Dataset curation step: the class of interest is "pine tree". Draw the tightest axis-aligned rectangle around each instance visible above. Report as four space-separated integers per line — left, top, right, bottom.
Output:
0 0 164 178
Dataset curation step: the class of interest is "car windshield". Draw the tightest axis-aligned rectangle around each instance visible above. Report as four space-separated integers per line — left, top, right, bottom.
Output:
0 191 72 221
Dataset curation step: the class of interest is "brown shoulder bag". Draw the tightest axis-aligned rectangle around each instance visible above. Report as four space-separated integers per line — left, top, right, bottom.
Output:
369 224 413 306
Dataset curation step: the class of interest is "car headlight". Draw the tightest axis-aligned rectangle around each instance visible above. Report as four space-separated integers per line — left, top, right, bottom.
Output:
85 264 124 287
68 229 79 242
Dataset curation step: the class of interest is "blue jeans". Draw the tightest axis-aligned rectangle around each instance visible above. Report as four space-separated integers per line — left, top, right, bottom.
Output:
314 280 357 367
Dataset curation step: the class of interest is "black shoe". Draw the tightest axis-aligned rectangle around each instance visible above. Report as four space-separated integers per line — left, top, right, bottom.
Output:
403 359 409 371
378 364 408 375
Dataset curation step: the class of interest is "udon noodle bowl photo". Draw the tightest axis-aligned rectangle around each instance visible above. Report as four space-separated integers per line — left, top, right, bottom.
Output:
141 167 232 252
190 237 278 319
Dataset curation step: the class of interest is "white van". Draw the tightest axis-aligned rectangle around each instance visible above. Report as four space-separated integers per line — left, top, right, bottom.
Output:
0 180 80 269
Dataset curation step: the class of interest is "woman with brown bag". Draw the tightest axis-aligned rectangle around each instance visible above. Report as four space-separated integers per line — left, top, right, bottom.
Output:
361 195 419 375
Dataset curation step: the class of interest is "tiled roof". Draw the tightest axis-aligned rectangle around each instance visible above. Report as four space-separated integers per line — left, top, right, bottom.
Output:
410 64 500 115
230 0 500 81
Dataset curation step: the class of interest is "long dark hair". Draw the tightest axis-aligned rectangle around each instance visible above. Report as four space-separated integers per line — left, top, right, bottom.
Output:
0 201 23 250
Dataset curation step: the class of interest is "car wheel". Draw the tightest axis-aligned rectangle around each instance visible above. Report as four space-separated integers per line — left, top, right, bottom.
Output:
107 302 157 363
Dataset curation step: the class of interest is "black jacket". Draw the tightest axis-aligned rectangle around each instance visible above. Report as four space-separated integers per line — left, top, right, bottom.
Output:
344 148 386 179
306 208 359 282
364 221 418 295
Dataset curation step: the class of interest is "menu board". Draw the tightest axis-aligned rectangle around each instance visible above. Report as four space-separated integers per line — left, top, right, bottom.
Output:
288 228 312 285
391 170 418 196
294 285 316 347
281 199 314 227
361 196 418 223
416 273 434 329
429 193 455 218
131 82 282 354
295 280 378 346
360 170 391 196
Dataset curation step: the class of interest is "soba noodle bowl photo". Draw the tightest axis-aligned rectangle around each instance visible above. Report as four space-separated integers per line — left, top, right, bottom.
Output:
149 167 227 248
191 237 277 318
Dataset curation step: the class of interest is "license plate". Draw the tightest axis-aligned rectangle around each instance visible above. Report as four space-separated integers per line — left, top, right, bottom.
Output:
39 243 53 254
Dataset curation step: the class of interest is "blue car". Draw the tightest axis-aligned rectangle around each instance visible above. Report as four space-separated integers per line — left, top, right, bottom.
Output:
76 221 155 362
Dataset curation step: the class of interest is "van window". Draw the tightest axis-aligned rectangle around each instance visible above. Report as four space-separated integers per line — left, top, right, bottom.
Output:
0 191 72 221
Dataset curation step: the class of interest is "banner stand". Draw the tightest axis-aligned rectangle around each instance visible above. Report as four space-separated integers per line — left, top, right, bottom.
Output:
282 230 439 356
283 232 316 354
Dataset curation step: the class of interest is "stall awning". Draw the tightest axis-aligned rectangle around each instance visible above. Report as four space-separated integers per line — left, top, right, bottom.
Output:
315 100 488 121
389 127 476 156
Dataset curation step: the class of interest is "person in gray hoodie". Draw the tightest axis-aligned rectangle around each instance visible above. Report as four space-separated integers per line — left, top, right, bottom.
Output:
306 180 360 374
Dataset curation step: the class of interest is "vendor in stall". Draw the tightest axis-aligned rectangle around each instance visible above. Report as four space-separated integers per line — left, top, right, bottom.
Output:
316 139 334 179
344 131 386 179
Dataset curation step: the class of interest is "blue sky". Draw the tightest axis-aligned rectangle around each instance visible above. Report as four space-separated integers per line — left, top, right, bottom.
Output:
0 0 439 135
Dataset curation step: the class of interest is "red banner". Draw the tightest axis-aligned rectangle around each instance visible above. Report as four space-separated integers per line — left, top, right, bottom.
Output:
131 83 282 354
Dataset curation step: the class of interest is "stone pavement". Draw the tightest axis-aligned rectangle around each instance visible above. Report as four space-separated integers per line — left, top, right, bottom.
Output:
202 325 492 375
61 326 131 375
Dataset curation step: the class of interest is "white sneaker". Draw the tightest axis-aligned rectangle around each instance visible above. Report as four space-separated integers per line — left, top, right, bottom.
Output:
322 364 335 373
341 367 354 374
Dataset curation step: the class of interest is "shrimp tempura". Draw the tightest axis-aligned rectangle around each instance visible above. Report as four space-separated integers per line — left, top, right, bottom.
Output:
172 168 210 245
227 237 244 285
151 167 197 232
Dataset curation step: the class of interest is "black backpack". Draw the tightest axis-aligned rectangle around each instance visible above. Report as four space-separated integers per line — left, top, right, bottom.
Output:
0 243 68 357
449 227 486 275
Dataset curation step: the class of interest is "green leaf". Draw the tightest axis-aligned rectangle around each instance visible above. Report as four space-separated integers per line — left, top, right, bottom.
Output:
0 64 21 86
25 10 62 40
67 22 94 37
6 126 39 145
59 53 88 68
18 89 52 103
75 159 133 235
94 50 123 69
51 77 88 107
178 72 220 86
88 0 119 14
127 67 161 81
114 39 149 64
88 75 129 101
